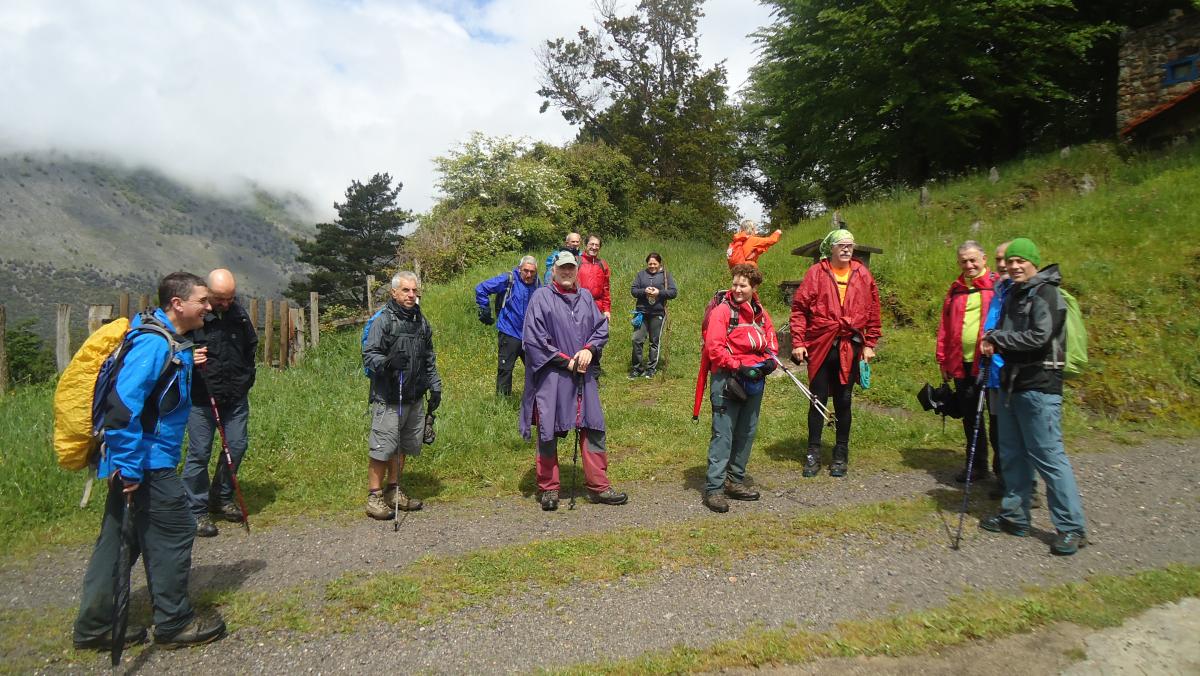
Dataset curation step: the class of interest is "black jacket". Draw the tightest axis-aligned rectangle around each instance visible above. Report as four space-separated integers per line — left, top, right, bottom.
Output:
190 300 258 405
362 299 443 404
987 264 1067 395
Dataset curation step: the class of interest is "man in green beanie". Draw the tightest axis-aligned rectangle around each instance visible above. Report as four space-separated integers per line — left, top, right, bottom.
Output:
979 237 1089 555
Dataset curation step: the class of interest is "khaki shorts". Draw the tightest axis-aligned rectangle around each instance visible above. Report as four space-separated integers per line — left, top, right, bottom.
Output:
368 400 424 461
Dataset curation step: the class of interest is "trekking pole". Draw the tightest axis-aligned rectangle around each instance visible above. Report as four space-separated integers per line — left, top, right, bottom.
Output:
199 367 250 530
394 372 405 533
570 372 583 511
111 488 133 667
952 359 989 551
768 353 836 426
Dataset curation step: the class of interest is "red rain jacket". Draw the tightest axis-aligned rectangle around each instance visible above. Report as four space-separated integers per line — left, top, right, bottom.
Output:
578 253 611 313
789 260 882 384
692 293 778 418
935 271 999 378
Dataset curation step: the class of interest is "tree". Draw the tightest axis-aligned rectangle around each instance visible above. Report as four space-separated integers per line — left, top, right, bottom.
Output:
286 173 413 307
746 0 1180 208
3 318 55 387
537 0 741 240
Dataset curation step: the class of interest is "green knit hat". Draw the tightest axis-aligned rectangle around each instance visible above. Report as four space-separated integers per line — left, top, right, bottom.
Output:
1005 237 1041 267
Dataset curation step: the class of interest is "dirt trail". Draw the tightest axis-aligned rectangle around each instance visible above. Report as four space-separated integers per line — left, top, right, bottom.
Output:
2 438 1198 674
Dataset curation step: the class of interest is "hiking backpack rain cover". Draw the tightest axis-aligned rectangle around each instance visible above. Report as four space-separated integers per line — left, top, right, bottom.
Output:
53 314 178 472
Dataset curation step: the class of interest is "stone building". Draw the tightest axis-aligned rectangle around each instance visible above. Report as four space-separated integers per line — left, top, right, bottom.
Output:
1118 9 1200 145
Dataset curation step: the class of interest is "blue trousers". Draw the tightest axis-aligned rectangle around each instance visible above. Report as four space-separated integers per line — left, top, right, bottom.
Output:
183 397 249 516
706 371 763 493
994 390 1086 534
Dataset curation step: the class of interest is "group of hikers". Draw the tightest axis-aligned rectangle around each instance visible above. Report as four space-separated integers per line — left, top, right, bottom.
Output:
69 221 1089 656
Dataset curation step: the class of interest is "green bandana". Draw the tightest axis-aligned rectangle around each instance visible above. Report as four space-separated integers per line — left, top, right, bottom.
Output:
820 229 855 260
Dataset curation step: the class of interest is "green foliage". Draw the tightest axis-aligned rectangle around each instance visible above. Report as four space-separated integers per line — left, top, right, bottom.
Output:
537 0 740 238
746 0 1194 208
3 319 56 386
287 173 414 307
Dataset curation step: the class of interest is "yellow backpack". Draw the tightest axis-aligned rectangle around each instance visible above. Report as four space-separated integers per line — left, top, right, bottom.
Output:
53 313 179 473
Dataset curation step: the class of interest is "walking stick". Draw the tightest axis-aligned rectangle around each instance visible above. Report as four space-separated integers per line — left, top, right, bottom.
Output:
570 372 583 511
952 359 989 551
110 488 133 667
768 353 837 426
199 365 251 532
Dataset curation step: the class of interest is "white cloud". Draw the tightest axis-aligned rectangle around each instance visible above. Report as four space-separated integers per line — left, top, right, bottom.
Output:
0 0 772 220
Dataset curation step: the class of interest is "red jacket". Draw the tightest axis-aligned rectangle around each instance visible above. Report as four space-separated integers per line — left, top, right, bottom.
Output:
578 254 611 313
936 271 998 378
790 260 882 384
704 295 778 372
726 230 782 269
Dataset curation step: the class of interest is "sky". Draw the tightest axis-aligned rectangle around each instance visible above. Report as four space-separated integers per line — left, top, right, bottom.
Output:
0 0 774 222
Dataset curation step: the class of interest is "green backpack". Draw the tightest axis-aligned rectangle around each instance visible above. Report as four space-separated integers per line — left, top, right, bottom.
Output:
1059 289 1088 378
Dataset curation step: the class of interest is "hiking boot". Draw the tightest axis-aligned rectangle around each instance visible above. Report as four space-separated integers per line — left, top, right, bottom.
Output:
73 624 148 650
642 370 655 379
539 489 559 511
1051 531 1088 556
365 491 394 520
829 444 849 477
587 488 629 505
723 479 760 501
802 448 821 477
211 502 243 523
628 370 642 380
383 484 423 512
703 490 729 513
195 514 219 538
978 515 1030 537
154 616 227 649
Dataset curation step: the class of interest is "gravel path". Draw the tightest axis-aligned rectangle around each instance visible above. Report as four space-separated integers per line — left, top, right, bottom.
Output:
3 438 1198 674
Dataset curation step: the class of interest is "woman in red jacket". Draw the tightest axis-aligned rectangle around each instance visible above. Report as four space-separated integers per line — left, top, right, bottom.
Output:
701 263 778 512
935 240 999 483
789 229 881 477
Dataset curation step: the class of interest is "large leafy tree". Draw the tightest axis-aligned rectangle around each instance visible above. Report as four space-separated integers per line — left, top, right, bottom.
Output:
537 0 740 239
287 173 413 307
746 0 1194 209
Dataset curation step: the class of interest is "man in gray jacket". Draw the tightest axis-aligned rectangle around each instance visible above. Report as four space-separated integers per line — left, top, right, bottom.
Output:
361 271 442 519
979 238 1087 556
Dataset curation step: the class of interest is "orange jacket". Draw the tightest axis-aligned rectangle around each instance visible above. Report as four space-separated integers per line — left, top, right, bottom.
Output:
726 230 782 268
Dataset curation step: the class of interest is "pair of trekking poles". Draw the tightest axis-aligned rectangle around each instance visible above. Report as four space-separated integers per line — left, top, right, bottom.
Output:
110 363 250 666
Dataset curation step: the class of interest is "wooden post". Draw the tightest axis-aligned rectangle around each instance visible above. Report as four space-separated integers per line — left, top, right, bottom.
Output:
119 293 130 319
56 304 71 373
138 294 151 313
263 299 274 366
0 305 8 396
87 305 113 334
278 302 290 369
309 292 319 348
367 275 377 314
248 297 260 361
294 308 305 364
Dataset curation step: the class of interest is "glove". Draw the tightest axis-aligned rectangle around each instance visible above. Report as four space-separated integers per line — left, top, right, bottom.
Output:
385 351 409 372
427 390 441 414
478 307 493 325
737 364 764 381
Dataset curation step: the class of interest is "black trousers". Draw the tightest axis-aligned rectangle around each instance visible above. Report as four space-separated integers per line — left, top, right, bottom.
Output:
74 469 197 642
496 332 525 396
807 344 858 449
953 361 993 475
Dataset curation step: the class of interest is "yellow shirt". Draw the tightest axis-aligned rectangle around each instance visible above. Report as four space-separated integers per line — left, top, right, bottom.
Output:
960 272 987 362
833 268 851 305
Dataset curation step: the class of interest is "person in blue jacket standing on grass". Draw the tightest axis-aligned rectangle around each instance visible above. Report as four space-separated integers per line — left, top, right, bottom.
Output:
476 255 542 396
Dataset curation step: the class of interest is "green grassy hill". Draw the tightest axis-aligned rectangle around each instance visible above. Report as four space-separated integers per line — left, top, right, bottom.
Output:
2 141 1197 556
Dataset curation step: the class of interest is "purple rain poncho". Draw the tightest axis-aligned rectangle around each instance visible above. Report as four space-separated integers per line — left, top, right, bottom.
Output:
520 283 608 442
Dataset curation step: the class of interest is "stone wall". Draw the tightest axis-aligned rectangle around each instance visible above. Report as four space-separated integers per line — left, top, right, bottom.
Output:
1117 10 1200 131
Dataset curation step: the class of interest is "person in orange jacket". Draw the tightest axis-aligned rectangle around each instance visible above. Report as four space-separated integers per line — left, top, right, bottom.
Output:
726 219 783 269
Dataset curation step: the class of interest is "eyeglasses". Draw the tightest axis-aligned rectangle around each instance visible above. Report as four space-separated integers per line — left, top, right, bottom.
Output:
832 243 855 251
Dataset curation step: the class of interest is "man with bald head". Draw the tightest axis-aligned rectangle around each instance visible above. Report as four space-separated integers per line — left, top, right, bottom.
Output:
183 269 259 537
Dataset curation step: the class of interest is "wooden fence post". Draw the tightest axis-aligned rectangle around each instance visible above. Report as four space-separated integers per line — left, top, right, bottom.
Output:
56 304 71 373
294 308 305 364
0 305 8 396
138 294 151 313
263 299 274 366
87 305 113 334
309 292 319 348
366 275 376 314
119 293 130 319
278 302 289 369
248 297 260 360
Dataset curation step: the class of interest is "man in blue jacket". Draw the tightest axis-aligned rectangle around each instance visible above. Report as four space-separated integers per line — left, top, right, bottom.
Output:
74 272 227 651
476 255 541 395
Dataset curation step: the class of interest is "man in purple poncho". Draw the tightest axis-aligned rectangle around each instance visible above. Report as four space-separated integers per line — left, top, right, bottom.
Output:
521 251 630 511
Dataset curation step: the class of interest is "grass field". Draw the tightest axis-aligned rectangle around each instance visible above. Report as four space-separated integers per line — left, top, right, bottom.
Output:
2 140 1198 556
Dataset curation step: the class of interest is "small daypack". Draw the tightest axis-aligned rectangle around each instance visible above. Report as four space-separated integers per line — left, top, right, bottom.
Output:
53 312 182 472
361 308 386 377
1059 288 1088 378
